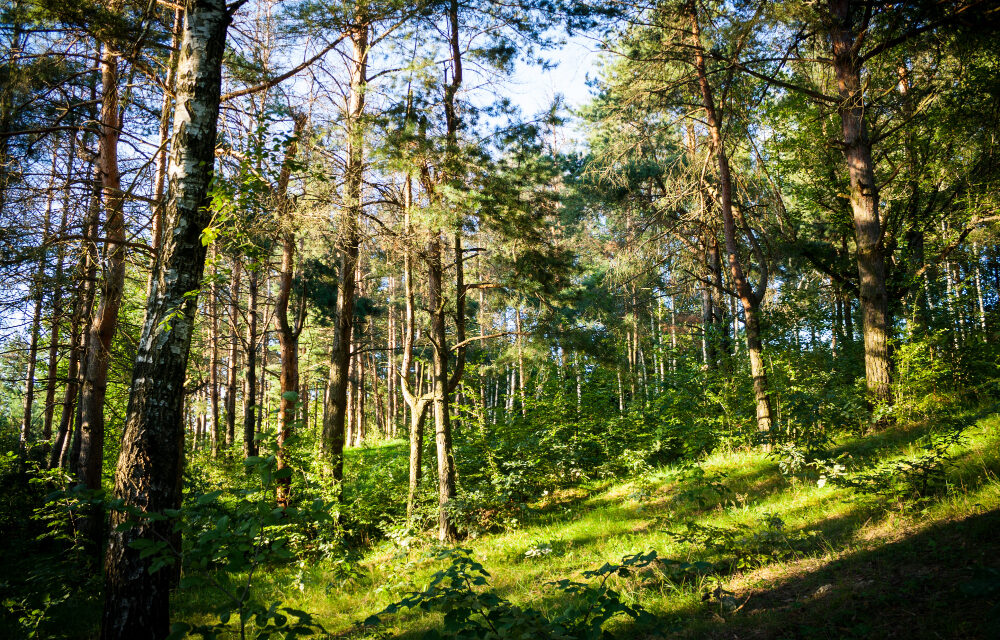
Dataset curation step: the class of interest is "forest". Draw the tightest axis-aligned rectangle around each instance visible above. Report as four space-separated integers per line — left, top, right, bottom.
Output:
1 0 999 638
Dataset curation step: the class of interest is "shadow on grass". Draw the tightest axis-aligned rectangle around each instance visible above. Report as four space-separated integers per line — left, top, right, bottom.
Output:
609 508 1000 640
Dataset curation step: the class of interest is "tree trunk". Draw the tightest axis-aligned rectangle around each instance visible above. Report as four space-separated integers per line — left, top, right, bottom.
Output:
69 159 103 475
828 0 892 405
275 115 304 508
19 148 58 460
101 0 230 636
78 39 127 493
973 243 987 335
406 396 430 517
516 306 525 415
399 175 431 519
321 23 368 493
243 269 259 457
709 235 730 360
428 233 457 542
149 6 183 269
43 142 76 459
50 225 92 469
387 275 396 437
209 246 221 457
688 0 774 438
225 260 240 448
700 266 714 368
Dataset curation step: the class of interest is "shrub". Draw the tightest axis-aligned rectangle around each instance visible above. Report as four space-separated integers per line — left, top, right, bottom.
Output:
365 547 657 639
667 515 819 572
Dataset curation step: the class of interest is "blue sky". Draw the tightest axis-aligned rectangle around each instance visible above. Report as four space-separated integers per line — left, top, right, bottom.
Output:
507 35 602 115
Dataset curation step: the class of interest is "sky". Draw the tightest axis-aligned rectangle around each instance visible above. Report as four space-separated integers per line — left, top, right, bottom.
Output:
506 35 604 116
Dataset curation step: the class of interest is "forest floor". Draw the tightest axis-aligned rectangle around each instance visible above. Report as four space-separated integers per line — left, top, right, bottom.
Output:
176 411 1000 639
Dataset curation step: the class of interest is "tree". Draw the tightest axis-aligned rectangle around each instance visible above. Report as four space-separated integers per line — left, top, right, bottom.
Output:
101 0 237 635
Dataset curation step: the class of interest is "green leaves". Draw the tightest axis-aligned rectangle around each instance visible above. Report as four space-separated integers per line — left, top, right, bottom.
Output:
197 490 223 505
667 515 818 572
109 442 334 640
366 548 656 639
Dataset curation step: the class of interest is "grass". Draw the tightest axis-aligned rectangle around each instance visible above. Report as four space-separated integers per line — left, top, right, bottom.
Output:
173 410 1000 639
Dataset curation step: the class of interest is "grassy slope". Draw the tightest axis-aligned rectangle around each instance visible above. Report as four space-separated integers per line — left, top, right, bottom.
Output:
181 412 1000 639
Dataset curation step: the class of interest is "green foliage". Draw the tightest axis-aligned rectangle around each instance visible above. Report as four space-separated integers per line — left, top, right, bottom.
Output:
668 463 731 509
893 330 964 422
831 425 968 507
0 464 103 639
667 515 819 572
365 547 656 639
128 444 331 639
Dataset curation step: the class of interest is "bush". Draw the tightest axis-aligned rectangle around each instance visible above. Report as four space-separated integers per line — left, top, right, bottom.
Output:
667 515 819 572
364 547 657 639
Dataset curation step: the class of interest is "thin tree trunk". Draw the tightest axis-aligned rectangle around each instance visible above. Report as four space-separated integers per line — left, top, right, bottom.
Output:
20 147 59 460
701 271 713 368
515 305 525 415
43 140 76 458
399 175 431 518
69 159 103 475
275 115 304 507
973 242 987 334
387 275 396 437
688 0 774 438
258 320 267 436
149 7 183 267
102 0 230 635
50 229 91 470
209 246 221 457
243 269 259 457
709 235 730 360
225 261 240 448
78 39 128 493
670 294 677 372
429 233 457 541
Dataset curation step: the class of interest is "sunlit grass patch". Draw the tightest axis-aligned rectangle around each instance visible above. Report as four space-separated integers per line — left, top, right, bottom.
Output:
171 408 1000 638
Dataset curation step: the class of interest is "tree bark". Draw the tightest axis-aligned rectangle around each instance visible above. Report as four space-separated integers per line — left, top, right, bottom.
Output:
275 115 305 507
428 233 457 541
399 175 431 518
243 268 259 457
101 0 231 636
149 7 183 268
225 260 240 448
321 22 368 493
68 159 103 475
78 39 127 493
687 0 774 438
43 141 75 459
50 226 92 470
209 246 221 457
19 147 58 461
828 0 892 405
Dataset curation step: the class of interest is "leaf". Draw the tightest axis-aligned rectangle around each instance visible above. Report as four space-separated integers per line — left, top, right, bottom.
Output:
201 226 220 246
197 490 224 505
166 623 191 640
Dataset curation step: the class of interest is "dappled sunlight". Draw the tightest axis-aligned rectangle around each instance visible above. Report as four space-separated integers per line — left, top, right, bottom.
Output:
272 419 1000 637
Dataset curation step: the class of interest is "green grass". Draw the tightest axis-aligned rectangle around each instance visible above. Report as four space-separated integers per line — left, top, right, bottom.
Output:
173 411 1000 639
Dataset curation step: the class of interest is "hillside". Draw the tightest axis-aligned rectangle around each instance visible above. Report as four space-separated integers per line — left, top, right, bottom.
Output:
170 411 1000 639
